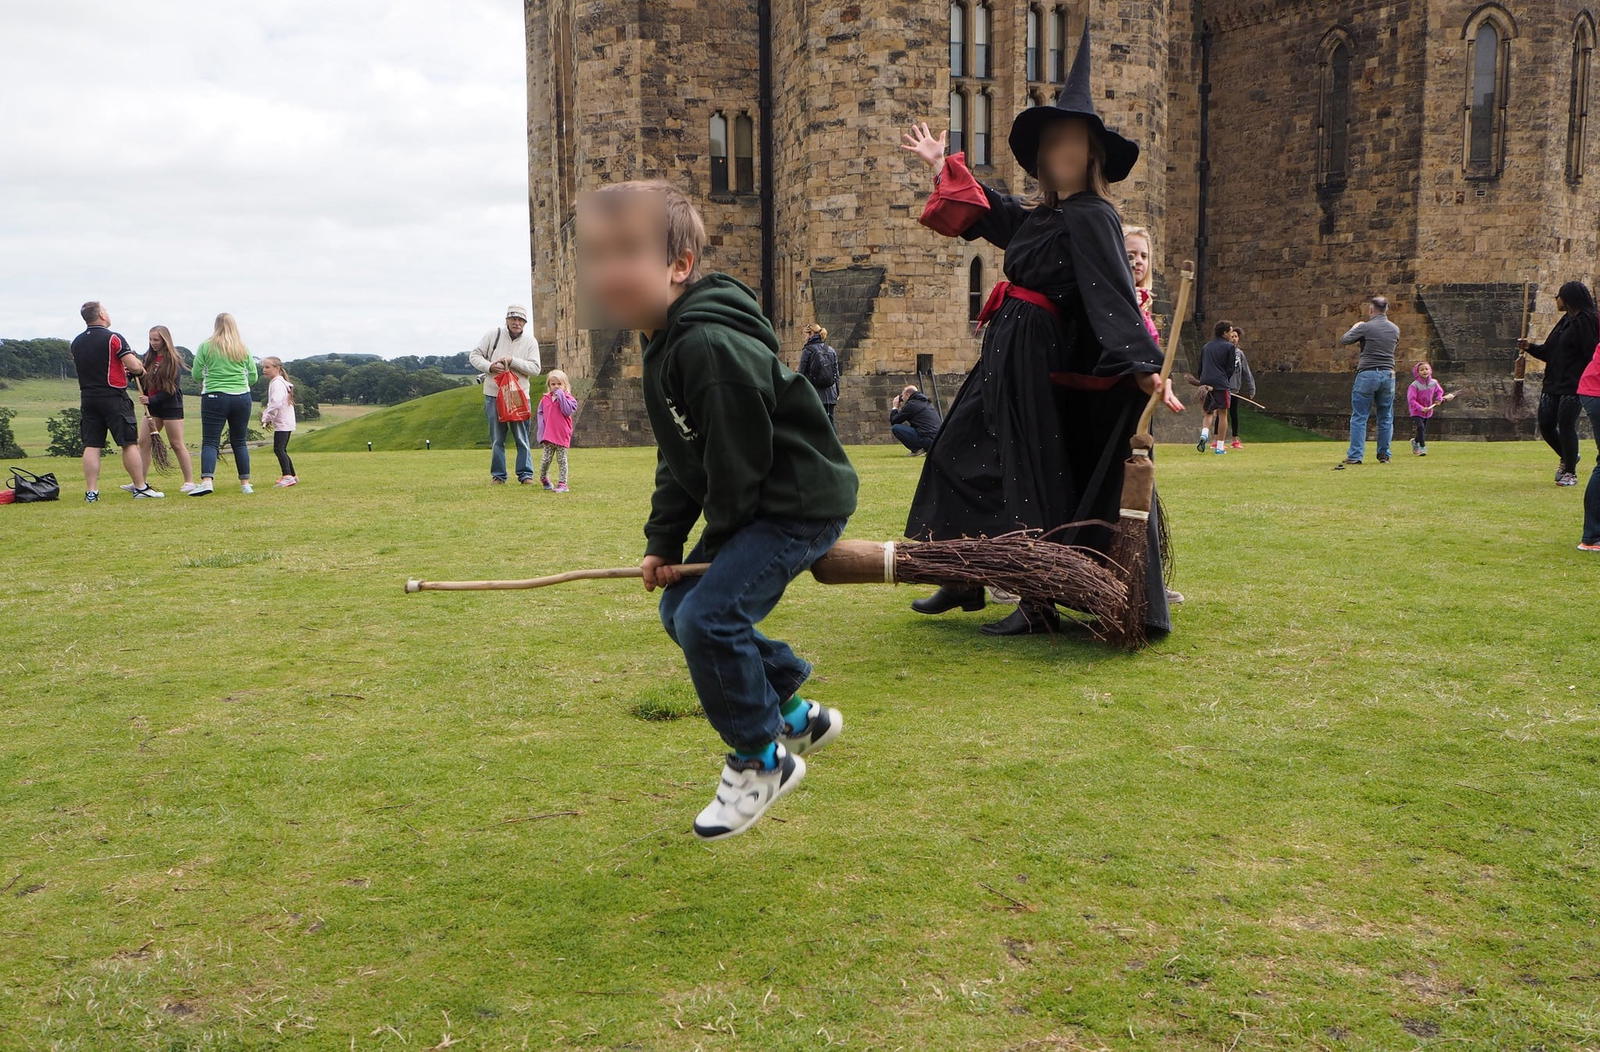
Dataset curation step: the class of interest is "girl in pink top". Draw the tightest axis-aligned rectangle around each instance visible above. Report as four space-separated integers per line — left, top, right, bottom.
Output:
260 357 299 486
1123 225 1162 344
1406 361 1455 456
536 369 579 492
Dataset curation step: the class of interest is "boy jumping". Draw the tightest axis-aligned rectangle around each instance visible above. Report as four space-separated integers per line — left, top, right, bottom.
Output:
576 181 859 840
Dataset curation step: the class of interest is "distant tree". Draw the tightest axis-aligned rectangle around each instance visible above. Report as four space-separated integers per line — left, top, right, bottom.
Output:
45 408 85 458
0 337 73 380
0 407 25 458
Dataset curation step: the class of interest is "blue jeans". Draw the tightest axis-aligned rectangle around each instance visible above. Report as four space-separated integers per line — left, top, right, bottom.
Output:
200 391 253 478
1347 369 1395 462
891 423 930 452
1582 397 1600 544
658 516 848 752
483 396 532 481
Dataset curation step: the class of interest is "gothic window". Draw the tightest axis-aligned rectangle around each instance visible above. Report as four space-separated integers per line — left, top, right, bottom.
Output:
972 90 991 166
1316 31 1353 188
1026 6 1041 82
949 2 966 78
1050 7 1068 82
974 2 991 79
734 113 755 191
968 257 985 321
949 88 966 155
1568 15 1595 183
1463 7 1514 178
709 111 729 194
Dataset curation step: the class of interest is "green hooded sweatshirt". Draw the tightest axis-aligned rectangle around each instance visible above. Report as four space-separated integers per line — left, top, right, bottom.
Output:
642 274 858 562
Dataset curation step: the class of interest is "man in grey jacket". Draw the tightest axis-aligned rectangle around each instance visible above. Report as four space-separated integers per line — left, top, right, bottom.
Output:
1336 295 1401 468
469 306 542 483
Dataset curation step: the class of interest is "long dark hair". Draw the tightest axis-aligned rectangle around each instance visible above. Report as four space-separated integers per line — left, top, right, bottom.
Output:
1558 280 1599 330
144 326 183 395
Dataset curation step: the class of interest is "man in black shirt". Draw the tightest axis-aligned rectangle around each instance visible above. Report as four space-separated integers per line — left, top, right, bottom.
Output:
71 301 162 501
1196 320 1239 455
889 385 942 454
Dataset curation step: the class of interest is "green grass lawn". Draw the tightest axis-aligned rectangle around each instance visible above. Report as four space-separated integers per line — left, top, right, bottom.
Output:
0 378 379 456
3 440 1597 1049
298 381 539 453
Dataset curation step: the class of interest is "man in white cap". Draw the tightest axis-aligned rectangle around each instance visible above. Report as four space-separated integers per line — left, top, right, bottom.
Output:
469 305 542 483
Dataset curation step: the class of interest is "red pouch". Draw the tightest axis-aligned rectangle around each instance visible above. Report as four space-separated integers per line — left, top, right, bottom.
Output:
494 370 532 423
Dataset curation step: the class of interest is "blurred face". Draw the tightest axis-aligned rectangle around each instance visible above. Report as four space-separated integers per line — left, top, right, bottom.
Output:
506 317 527 337
263 362 280 377
1557 295 1569 312
548 374 567 391
1125 234 1150 286
1229 328 1241 344
577 191 691 331
1418 363 1432 380
148 328 165 351
1038 119 1092 193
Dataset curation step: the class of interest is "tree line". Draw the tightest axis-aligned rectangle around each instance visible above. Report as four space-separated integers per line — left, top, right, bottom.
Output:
0 341 475 411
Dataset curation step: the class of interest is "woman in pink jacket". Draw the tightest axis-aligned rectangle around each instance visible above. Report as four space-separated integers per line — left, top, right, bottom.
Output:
536 369 579 492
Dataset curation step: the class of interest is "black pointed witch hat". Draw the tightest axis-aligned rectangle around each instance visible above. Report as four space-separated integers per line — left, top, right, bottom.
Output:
1008 27 1140 183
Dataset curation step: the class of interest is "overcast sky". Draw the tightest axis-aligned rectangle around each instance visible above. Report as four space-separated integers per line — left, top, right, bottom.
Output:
0 0 530 360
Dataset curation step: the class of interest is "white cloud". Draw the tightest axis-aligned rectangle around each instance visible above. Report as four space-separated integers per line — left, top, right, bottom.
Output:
0 0 531 359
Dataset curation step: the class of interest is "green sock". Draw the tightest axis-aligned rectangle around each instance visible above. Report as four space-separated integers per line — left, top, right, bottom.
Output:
780 696 810 734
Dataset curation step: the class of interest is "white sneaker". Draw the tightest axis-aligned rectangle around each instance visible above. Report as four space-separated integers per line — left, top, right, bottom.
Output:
778 700 844 757
119 483 137 492
188 480 214 496
131 484 165 499
692 744 805 841
180 482 199 494
240 482 254 495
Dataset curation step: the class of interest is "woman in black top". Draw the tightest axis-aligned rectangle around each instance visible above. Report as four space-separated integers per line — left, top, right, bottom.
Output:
139 325 196 491
900 29 1182 637
1520 281 1599 487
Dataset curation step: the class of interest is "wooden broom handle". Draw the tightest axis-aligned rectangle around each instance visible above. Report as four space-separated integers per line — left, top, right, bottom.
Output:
406 564 712 592
1521 281 1534 342
1138 261 1197 435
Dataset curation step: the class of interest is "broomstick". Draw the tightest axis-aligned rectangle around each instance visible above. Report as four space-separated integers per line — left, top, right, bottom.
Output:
407 530 1129 633
1513 281 1532 409
1182 374 1266 411
1103 260 1197 650
147 429 175 473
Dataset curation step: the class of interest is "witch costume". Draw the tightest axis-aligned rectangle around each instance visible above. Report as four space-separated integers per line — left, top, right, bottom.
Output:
905 29 1172 637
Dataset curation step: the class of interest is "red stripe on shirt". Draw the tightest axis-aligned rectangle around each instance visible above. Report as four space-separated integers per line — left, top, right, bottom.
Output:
107 333 127 389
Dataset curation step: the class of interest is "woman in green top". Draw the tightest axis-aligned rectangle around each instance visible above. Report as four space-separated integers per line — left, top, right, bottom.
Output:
188 313 259 496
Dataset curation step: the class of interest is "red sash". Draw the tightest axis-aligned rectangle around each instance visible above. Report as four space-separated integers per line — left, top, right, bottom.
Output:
973 282 1122 391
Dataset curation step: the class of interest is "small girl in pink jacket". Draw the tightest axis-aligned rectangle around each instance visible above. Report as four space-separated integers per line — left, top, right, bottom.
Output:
536 369 579 492
1407 361 1455 456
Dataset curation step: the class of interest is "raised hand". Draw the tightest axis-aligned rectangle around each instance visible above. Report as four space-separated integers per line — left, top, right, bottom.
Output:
900 122 949 173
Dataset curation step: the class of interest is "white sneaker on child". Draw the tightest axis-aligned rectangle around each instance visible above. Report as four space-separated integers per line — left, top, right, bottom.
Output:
240 482 254 494
692 744 805 841
778 700 844 757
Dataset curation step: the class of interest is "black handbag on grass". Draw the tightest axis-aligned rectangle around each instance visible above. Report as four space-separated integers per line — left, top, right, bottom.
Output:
10 468 60 503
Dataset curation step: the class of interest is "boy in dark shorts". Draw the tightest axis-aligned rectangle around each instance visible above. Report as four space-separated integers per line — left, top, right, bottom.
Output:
1196 320 1238 456
71 301 163 501
577 181 859 840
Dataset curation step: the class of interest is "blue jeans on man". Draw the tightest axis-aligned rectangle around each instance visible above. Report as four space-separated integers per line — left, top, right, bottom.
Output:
1347 368 1396 462
658 516 847 752
483 396 533 481
891 423 932 453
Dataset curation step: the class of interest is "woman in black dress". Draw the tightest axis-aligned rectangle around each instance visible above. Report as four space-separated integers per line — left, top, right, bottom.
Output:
900 29 1181 637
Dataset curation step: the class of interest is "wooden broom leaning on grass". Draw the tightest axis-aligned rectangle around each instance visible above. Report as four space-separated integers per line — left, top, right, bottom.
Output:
1102 260 1197 651
407 531 1129 633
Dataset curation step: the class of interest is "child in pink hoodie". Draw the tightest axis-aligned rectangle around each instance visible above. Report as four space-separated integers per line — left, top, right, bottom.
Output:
1407 361 1455 456
536 369 579 491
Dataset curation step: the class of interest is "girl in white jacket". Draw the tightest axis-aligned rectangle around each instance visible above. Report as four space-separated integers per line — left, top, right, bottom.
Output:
261 357 299 487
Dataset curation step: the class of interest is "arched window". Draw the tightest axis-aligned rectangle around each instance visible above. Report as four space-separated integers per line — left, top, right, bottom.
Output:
1463 7 1514 178
1317 31 1353 188
1050 7 1068 82
734 113 755 191
968 257 985 321
974 2 991 79
709 111 729 194
949 2 966 77
949 89 967 155
972 90 990 166
1026 7 1042 81
1568 15 1595 183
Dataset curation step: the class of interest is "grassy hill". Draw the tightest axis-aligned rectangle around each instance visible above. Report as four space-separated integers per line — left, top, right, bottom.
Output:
295 380 536 452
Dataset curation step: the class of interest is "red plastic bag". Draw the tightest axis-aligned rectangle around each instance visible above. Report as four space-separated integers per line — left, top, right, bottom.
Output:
494 370 532 423
0 488 13 505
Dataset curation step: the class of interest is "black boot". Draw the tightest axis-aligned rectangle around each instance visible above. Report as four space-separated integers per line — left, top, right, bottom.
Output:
979 601 1060 636
911 586 986 615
